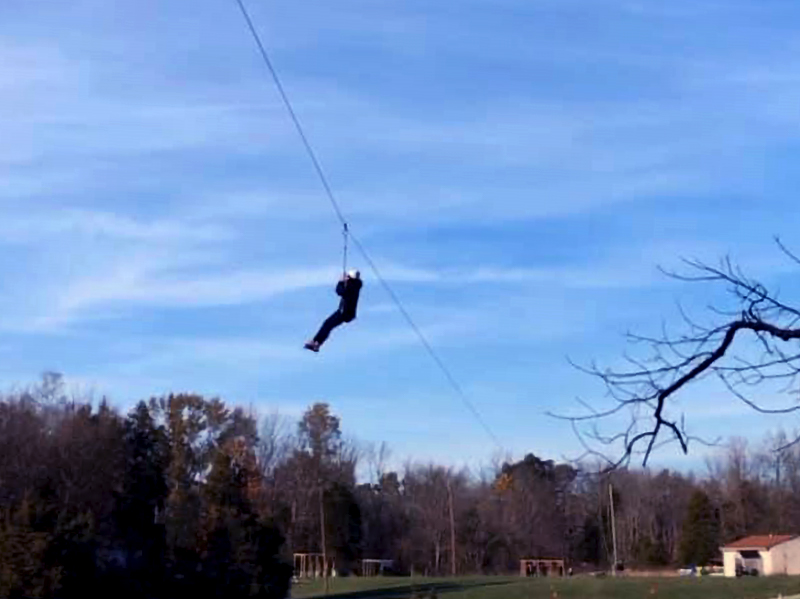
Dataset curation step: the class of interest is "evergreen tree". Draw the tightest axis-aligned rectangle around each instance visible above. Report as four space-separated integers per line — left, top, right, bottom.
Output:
110 401 169 594
324 481 363 572
199 444 291 598
679 490 720 566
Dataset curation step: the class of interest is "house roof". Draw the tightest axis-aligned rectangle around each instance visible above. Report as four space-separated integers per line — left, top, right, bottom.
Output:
722 535 797 550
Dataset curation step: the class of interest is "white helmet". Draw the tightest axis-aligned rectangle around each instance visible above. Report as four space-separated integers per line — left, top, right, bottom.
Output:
347 269 360 279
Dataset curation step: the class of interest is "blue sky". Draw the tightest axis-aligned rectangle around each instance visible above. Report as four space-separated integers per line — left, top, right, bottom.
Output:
4 0 800 473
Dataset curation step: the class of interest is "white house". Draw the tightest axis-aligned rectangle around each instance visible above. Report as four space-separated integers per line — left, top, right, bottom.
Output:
721 534 800 577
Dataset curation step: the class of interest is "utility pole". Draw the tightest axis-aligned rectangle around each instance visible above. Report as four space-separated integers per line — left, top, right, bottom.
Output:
447 478 457 576
609 483 618 577
319 484 329 595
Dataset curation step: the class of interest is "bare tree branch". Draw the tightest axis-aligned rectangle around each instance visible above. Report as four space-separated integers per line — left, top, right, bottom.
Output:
556 240 800 469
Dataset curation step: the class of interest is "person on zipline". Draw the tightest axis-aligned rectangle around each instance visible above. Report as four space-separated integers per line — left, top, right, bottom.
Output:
304 269 363 352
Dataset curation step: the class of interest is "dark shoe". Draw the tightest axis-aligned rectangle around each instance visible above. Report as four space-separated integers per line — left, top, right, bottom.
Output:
304 341 320 352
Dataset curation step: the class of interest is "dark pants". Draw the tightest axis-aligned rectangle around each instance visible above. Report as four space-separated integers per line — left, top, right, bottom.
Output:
314 311 347 345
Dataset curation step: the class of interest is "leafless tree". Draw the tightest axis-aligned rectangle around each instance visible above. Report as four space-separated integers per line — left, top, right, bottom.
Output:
257 411 293 476
553 238 800 469
255 411 294 516
363 441 392 485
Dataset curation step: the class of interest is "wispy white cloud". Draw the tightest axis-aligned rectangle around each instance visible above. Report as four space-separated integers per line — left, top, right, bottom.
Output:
1 209 232 244
5 25 799 232
53 263 331 318
0 44 82 92
0 232 724 334
0 40 299 172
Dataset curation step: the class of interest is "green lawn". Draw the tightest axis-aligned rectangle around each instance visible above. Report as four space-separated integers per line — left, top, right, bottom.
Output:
289 574 800 599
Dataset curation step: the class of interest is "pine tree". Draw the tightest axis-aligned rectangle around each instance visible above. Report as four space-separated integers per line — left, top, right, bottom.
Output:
200 445 291 598
679 490 720 566
324 482 363 572
112 401 169 594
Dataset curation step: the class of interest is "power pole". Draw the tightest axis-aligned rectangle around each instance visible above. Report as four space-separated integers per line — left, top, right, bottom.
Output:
447 478 457 576
609 483 618 577
319 484 329 595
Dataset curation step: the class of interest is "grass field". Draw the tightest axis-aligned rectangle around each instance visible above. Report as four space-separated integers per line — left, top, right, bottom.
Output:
289 574 800 599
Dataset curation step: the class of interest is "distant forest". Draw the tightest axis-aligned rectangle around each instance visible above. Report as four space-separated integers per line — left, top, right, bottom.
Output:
1 372 796 597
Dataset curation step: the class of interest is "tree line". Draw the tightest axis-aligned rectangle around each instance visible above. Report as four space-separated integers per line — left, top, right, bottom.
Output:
1 373 798 597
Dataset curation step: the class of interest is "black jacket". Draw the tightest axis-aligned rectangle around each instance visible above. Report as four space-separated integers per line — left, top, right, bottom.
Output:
336 278 363 322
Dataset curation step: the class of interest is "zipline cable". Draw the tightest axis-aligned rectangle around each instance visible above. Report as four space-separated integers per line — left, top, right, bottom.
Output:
232 0 503 451
342 223 349 276
233 0 348 231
